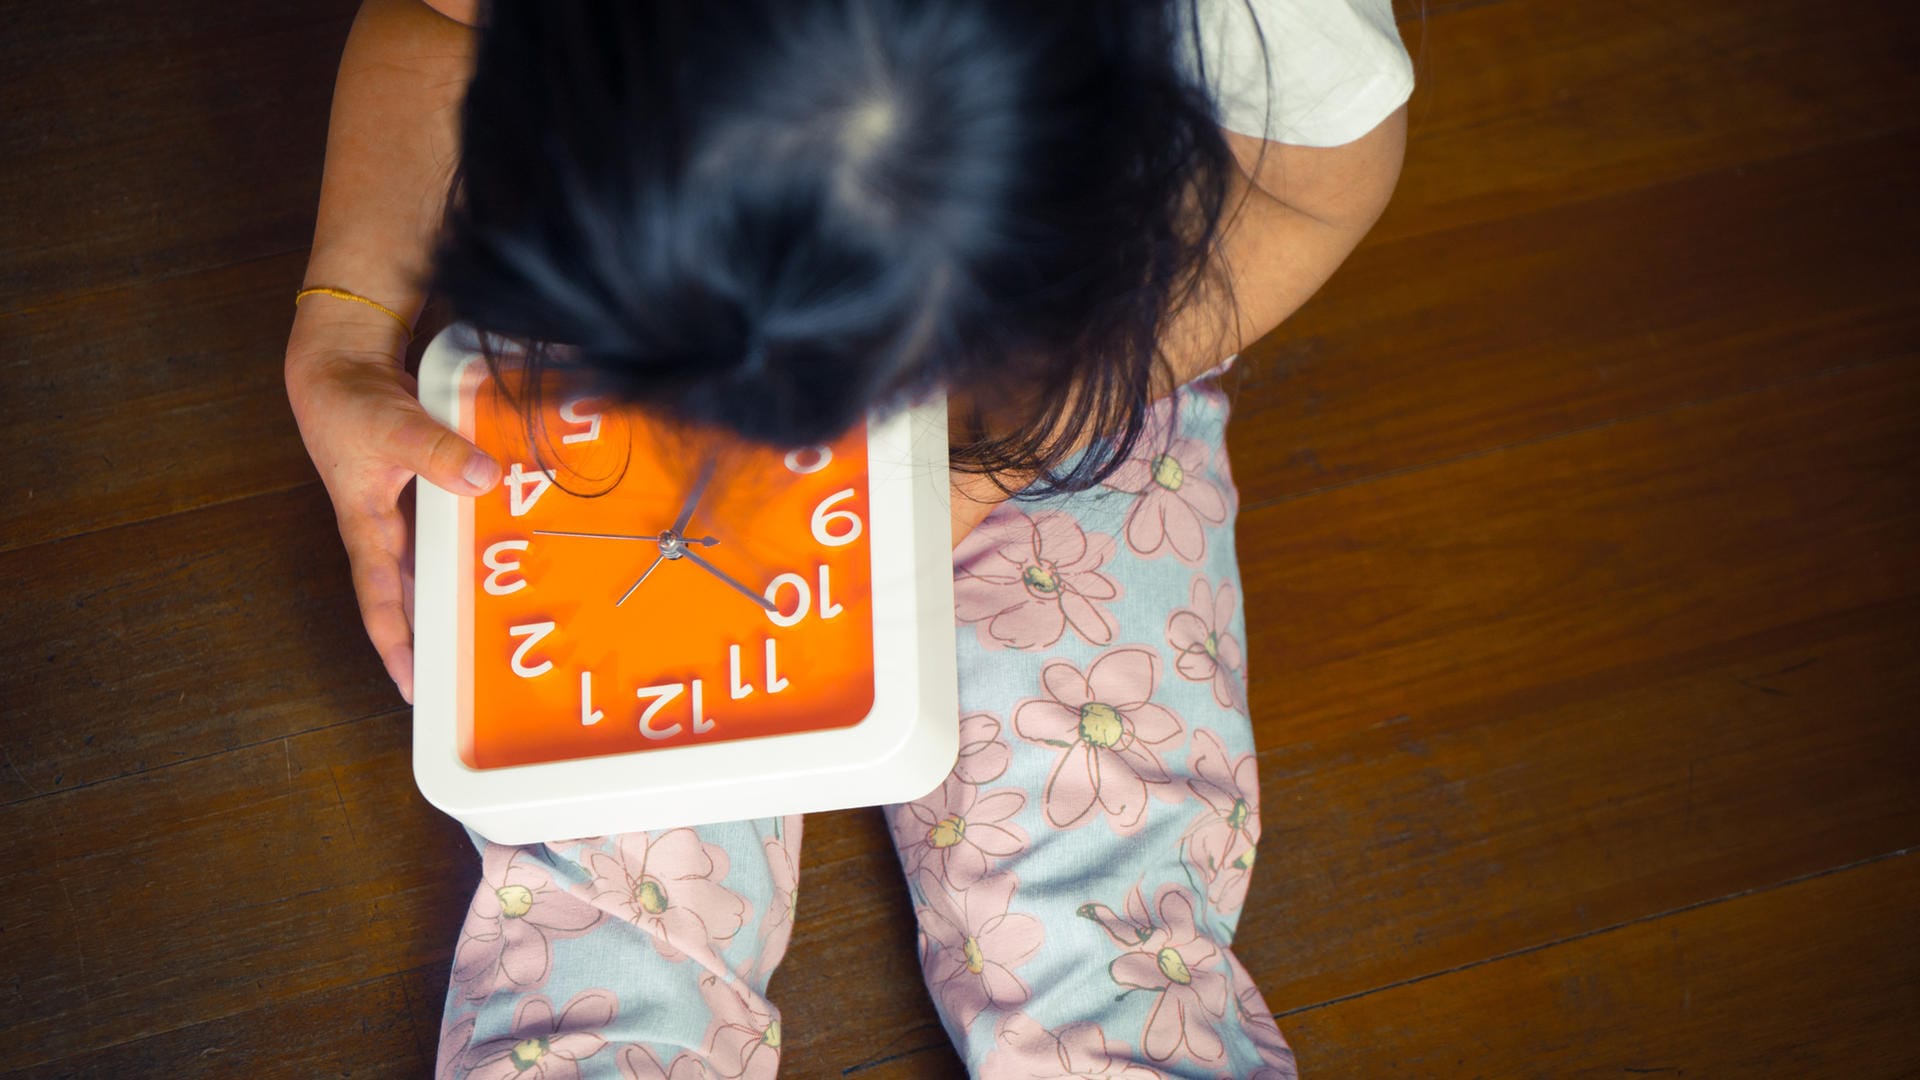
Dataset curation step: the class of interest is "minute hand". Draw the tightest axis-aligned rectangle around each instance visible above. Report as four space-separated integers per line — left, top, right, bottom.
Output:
679 547 777 612
673 455 719 535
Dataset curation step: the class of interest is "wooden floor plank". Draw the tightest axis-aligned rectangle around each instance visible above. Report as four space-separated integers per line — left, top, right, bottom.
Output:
774 813 969 1079
0 252 317 553
1239 357 1918 739
0 710 472 1067
19 971 434 1080
0 483 394 802
1228 126 1920 506
1375 0 1920 245
0 2 357 313
1278 851 1920 1078
1239 593 1920 1012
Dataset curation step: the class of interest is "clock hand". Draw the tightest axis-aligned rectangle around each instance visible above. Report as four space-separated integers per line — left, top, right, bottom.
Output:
616 554 667 607
534 529 719 545
679 547 778 612
672 455 719 536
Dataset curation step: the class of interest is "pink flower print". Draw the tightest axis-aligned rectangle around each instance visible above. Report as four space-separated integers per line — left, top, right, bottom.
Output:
697 971 783 1080
891 774 1029 889
954 712 1013 785
1013 648 1186 834
583 829 747 966
1076 882 1155 948
1106 887 1231 1066
452 846 606 1003
1228 959 1298 1080
1165 577 1247 714
461 990 618 1080
984 1012 1170 1079
915 869 1044 1031
618 1045 713 1080
955 509 1122 649
439 1014 476 1080
1101 436 1228 563
1180 729 1261 915
746 827 800 983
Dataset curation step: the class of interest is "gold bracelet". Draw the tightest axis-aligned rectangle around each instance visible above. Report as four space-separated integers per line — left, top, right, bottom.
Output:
294 286 415 340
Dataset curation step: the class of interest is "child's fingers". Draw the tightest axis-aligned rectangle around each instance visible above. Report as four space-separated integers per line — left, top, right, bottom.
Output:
383 399 501 497
339 505 416 704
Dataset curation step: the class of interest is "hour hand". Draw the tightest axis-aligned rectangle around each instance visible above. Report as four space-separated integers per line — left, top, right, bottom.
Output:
680 548 777 612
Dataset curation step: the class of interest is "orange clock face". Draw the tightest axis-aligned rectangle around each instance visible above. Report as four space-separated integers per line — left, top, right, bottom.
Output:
455 367 876 770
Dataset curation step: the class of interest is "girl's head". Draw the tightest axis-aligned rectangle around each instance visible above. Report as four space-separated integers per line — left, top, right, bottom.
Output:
435 0 1244 491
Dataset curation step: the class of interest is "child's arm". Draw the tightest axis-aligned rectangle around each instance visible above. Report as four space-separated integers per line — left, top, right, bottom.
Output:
1167 105 1410 386
291 0 473 356
948 104 1410 542
284 0 485 704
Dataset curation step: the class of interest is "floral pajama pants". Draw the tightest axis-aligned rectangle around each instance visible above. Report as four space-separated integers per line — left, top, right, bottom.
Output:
436 367 1299 1079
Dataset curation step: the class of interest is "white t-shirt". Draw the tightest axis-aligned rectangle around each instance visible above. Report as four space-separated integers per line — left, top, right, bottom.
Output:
1185 0 1415 147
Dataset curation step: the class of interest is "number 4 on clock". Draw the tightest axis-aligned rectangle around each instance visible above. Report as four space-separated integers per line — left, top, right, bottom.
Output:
504 462 555 517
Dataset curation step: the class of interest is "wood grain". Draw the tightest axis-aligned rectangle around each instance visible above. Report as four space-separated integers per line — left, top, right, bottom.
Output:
1238 357 1918 742
0 252 317 554
0 2 357 313
25 971 438 1079
1227 127 1920 506
0 484 394 803
3 0 1917 1075
1374 0 1920 245
0 708 472 1063
1280 851 1920 1078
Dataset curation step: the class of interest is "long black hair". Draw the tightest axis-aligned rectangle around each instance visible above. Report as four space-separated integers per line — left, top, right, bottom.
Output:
434 0 1251 493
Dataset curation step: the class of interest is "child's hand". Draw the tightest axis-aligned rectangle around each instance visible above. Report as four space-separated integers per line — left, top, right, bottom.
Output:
286 333 501 704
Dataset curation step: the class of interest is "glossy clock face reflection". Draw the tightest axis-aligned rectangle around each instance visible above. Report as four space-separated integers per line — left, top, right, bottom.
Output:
456 371 877 770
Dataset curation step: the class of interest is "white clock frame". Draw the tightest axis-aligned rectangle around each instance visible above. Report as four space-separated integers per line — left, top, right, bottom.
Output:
412 326 958 844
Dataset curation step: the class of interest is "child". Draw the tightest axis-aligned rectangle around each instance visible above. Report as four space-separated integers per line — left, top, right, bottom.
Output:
284 1 1412 1075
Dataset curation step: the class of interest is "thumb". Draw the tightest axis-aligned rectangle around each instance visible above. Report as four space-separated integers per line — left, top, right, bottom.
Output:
390 405 502 495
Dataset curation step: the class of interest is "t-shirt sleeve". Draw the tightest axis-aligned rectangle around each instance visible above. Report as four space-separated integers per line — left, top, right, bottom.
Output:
1180 0 1416 147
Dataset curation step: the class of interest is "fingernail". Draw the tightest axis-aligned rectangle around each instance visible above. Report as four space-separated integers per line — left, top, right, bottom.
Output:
464 454 500 490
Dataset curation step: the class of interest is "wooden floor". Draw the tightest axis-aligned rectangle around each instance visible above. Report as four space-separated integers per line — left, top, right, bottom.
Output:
3 0 1916 1076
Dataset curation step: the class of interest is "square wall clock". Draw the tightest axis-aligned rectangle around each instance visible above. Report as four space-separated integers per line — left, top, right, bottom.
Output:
413 326 958 844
